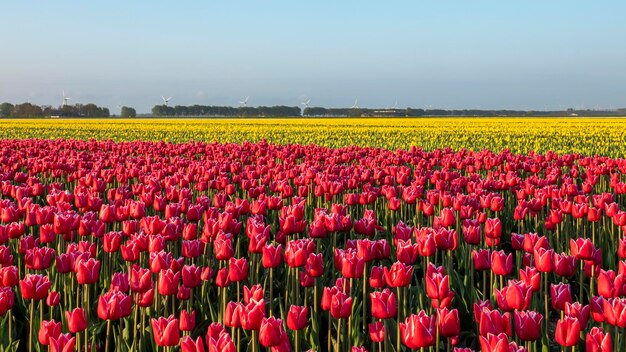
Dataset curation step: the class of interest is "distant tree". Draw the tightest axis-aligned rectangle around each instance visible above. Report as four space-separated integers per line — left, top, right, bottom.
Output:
13 103 43 117
120 106 136 118
0 103 14 117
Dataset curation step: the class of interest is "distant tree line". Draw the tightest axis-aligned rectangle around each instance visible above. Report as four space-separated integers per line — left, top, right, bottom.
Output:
2 101 625 118
120 106 137 118
304 107 626 117
0 102 110 117
151 105 302 117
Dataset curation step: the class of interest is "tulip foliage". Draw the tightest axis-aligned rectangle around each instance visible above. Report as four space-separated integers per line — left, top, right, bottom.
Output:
0 138 625 352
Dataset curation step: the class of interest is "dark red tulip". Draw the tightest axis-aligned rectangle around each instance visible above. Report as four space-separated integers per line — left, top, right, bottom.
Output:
550 283 572 311
514 310 542 341
472 249 491 271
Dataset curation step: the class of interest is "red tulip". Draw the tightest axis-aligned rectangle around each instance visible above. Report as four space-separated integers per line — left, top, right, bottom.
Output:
158 269 180 296
262 244 283 268
151 315 180 347
181 336 205 352
25 247 55 271
340 250 364 278
564 301 590 328
287 305 308 330
519 266 541 292
384 261 413 288
484 218 502 239
472 249 491 271
586 326 612 352
399 311 436 349
368 321 385 343
603 297 626 327
97 290 131 320
241 299 265 330
330 291 353 319
478 333 510 352
478 307 511 337
182 264 202 288
555 316 581 347
130 265 152 293
179 310 196 331
570 238 596 260
437 307 460 338
514 310 542 341
550 283 572 311
533 248 554 273
65 307 87 333
19 274 50 300
490 250 512 276
553 252 576 277
370 288 397 319
228 257 248 282
38 319 62 345
224 301 243 328
48 333 76 352
46 291 60 307
75 257 101 285
0 265 19 287
243 284 264 303
259 316 286 347
494 280 532 311
439 207 456 227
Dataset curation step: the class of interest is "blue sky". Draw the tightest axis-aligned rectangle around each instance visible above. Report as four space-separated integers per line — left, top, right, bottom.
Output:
1 1 625 113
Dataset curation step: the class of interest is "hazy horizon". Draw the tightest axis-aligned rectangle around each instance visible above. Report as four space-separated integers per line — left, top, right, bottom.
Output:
1 1 625 114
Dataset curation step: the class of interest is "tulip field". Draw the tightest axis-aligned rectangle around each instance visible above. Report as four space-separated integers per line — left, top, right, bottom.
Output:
1 118 626 352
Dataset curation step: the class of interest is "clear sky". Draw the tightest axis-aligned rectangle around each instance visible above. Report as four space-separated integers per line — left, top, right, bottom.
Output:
1 1 625 113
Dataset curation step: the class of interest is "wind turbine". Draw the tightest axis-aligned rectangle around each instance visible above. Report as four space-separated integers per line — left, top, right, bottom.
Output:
301 98 311 109
391 99 398 110
351 99 359 109
161 96 172 106
62 90 71 106
239 96 249 107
